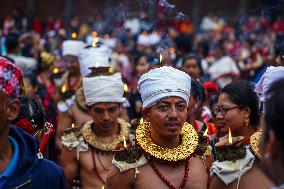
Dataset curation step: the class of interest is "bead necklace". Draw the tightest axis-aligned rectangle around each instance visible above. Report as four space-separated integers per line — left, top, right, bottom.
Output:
92 148 106 185
148 158 189 189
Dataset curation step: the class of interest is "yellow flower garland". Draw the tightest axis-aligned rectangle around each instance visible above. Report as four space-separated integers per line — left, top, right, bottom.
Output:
250 130 262 159
81 119 130 151
135 121 199 162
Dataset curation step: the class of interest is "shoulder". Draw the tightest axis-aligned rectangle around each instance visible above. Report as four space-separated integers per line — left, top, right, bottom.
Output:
61 124 86 150
32 159 67 188
112 145 147 172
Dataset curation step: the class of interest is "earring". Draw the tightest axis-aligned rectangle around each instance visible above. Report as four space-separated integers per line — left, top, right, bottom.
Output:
244 114 250 127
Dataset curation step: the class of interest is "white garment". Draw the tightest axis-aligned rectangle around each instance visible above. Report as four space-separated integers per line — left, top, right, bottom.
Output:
62 40 86 57
123 18 140 35
7 54 36 72
79 45 111 77
210 147 255 186
83 73 125 106
138 66 191 108
255 66 284 102
208 56 239 88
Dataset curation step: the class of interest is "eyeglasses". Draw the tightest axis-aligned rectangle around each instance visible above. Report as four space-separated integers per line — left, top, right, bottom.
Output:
213 106 240 116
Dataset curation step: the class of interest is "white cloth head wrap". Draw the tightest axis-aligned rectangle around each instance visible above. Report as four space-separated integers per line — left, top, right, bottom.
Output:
79 46 111 77
255 66 284 102
62 40 86 57
138 66 191 108
83 73 125 106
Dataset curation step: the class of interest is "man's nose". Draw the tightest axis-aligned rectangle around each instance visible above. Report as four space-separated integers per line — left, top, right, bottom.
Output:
102 111 111 121
168 106 178 118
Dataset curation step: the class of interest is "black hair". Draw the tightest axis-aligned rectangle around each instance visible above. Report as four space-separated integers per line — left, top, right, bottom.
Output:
182 53 204 76
5 33 19 53
12 95 46 132
191 79 206 104
221 81 260 128
264 79 284 154
209 93 220 115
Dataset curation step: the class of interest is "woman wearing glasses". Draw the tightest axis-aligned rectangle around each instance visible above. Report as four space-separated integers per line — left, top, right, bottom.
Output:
210 81 274 189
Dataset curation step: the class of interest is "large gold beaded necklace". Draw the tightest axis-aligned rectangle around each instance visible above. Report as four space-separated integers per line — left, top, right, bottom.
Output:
81 118 130 152
250 130 262 159
135 121 199 162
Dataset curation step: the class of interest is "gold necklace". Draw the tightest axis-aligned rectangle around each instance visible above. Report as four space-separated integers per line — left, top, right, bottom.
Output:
82 119 130 151
250 130 262 159
136 121 199 162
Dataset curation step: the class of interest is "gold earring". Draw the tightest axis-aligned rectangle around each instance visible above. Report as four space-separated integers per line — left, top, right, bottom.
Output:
244 114 250 127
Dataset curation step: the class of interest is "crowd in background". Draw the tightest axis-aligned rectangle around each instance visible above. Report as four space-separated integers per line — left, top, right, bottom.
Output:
1 6 284 162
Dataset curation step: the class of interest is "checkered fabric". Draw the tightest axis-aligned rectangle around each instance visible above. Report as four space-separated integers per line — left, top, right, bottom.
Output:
0 57 23 98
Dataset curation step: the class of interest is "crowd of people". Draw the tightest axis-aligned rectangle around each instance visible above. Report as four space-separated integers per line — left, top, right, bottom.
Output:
0 5 284 189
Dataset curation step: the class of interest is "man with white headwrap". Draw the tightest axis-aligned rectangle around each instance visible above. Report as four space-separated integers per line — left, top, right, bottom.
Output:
56 40 88 151
106 66 208 189
61 69 130 189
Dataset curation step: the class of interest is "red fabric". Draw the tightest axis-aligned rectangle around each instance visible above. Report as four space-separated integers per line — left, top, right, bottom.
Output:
15 118 35 134
0 57 23 97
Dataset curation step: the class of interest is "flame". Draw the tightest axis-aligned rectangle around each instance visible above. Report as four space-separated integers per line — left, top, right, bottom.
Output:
92 31 98 37
140 118 144 125
92 37 99 47
160 54 163 64
228 127 232 145
71 123 74 128
61 84 67 93
123 84 128 92
102 186 104 189
203 128 208 137
123 136 127 148
53 67 59 74
71 32 77 39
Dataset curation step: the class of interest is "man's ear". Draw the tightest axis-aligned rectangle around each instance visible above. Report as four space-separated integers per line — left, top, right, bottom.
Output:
142 108 150 121
6 99 20 121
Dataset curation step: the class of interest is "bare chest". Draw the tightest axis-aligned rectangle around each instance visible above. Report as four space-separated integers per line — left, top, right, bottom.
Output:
79 150 114 188
134 161 207 189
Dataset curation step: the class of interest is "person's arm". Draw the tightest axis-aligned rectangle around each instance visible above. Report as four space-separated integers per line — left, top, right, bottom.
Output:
105 166 135 189
56 111 73 151
61 147 78 189
209 176 226 189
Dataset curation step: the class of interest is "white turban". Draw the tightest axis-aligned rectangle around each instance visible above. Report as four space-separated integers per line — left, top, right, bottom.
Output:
255 66 284 102
62 40 86 57
83 73 125 106
79 46 111 77
137 34 151 47
138 66 191 108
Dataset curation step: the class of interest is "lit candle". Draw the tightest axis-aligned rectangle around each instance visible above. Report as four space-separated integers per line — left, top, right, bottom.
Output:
139 118 144 125
53 67 59 74
203 127 208 137
123 136 127 148
228 127 232 145
160 54 163 64
123 84 128 92
61 84 67 93
102 186 104 189
71 32 77 39
71 123 74 128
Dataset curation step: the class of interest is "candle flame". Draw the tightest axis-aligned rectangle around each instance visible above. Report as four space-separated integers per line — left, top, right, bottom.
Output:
53 67 59 74
71 123 74 128
92 31 98 37
61 84 67 93
123 84 128 92
140 118 144 125
109 67 113 73
203 128 208 137
123 136 127 148
160 54 162 64
92 37 99 47
102 186 104 189
71 32 77 39
228 127 232 145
